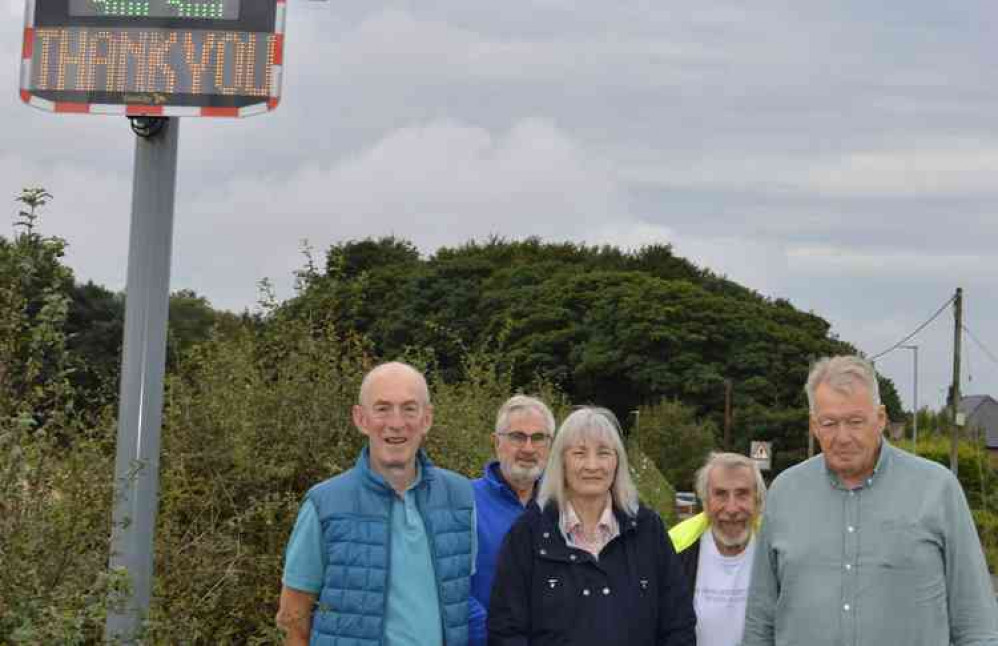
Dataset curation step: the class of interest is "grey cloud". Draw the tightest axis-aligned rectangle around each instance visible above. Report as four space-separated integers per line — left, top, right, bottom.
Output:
3 0 997 409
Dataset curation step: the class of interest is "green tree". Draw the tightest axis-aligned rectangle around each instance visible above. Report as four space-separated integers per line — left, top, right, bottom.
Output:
636 398 717 492
0 188 75 428
65 281 124 409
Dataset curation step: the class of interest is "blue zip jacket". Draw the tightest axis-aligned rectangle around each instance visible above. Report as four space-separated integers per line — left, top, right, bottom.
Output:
306 447 475 645
469 461 534 645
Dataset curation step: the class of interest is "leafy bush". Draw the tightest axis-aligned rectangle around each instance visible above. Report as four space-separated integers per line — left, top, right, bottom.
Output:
0 416 119 643
907 435 996 510
627 439 676 526
973 510 998 574
636 398 717 492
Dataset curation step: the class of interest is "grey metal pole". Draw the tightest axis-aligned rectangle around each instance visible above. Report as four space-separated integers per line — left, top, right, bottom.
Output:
951 287 963 475
913 345 919 452
900 344 919 454
105 117 179 643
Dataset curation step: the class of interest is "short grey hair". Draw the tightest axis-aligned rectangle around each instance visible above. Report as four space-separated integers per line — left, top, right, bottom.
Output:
805 355 880 413
694 452 766 515
495 395 556 436
358 361 430 406
537 407 639 517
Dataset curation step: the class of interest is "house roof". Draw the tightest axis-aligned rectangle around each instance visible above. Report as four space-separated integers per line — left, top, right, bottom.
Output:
959 395 998 448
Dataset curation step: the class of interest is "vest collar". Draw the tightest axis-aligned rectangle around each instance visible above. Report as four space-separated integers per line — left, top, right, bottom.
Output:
356 445 435 494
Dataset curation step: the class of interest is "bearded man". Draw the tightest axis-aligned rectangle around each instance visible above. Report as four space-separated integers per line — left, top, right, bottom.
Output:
468 395 555 646
669 452 765 646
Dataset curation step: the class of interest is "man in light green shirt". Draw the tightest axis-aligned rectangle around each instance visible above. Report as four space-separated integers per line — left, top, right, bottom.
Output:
743 355 998 646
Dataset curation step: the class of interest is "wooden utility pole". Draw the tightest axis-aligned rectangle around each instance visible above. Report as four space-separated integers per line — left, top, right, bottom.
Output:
950 287 963 475
724 379 732 451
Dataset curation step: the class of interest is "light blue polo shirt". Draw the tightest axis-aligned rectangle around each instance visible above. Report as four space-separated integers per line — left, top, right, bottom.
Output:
283 466 475 646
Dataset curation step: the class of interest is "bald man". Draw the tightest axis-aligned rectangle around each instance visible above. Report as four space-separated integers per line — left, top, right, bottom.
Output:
277 362 476 645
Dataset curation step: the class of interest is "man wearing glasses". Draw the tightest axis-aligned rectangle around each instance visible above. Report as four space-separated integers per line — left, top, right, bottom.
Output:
468 395 556 646
743 355 998 646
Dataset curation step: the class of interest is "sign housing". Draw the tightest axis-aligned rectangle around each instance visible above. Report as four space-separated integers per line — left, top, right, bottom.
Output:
20 0 285 117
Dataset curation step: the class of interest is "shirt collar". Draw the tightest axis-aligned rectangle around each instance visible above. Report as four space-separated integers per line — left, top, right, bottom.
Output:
559 496 617 537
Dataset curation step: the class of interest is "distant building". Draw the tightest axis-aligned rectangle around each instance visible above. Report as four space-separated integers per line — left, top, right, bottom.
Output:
959 395 998 465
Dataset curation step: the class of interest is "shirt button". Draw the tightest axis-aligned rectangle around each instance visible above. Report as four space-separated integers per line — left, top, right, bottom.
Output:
602 587 611 595
569 554 577 561
539 549 547 556
843 604 850 611
583 589 591 596
543 532 550 539
848 490 855 497
845 563 852 571
847 526 855 533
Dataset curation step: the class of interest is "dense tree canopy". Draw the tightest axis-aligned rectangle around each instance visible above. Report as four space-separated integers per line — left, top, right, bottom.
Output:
284 236 892 457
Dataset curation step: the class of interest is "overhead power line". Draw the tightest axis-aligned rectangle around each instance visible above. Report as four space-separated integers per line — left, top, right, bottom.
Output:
869 294 956 361
963 324 998 367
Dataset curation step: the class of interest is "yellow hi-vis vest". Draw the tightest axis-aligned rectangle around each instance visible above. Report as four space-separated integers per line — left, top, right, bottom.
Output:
668 511 710 553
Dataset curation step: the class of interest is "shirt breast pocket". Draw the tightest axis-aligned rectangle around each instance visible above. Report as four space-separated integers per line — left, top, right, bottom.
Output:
875 518 941 572
875 517 947 610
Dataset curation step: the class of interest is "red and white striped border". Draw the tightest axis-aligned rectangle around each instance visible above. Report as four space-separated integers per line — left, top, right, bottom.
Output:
19 0 285 118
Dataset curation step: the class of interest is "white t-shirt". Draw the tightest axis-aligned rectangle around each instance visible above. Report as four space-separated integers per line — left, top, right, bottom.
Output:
693 530 756 646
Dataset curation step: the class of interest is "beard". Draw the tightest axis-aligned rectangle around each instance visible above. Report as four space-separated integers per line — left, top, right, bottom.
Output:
711 523 752 550
503 460 544 487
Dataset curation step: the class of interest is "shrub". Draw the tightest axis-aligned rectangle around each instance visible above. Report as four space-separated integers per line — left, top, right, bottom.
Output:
636 398 717 492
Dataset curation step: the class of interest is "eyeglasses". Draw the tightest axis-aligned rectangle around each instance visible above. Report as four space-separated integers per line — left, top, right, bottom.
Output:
814 416 870 434
498 431 552 447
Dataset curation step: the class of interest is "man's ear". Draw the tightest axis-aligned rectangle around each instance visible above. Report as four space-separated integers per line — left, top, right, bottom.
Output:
876 405 888 432
808 414 820 441
353 404 368 435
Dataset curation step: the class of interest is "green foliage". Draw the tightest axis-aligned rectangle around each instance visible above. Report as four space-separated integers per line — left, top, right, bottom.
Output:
627 439 676 526
64 283 245 415
907 434 996 510
65 281 124 408
877 375 904 422
973 510 998 573
283 236 864 463
636 399 717 492
0 411 120 642
0 189 75 430
138 310 573 641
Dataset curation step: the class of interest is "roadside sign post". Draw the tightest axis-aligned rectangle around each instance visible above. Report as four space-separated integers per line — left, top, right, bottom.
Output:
105 116 179 641
19 0 286 639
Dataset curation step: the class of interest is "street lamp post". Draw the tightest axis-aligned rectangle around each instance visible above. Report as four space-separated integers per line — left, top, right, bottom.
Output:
899 344 919 453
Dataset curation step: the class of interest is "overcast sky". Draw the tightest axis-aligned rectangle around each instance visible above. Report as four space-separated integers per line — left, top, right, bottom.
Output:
3 1 997 415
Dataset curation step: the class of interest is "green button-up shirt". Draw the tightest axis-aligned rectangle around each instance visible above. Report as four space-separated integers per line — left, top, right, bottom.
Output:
742 440 998 646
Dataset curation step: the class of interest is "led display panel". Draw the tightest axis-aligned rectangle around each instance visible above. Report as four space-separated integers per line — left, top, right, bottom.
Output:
19 0 285 117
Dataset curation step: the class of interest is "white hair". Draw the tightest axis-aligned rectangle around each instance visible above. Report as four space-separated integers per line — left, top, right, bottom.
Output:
694 452 766 515
805 355 880 413
537 407 639 517
495 395 555 435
